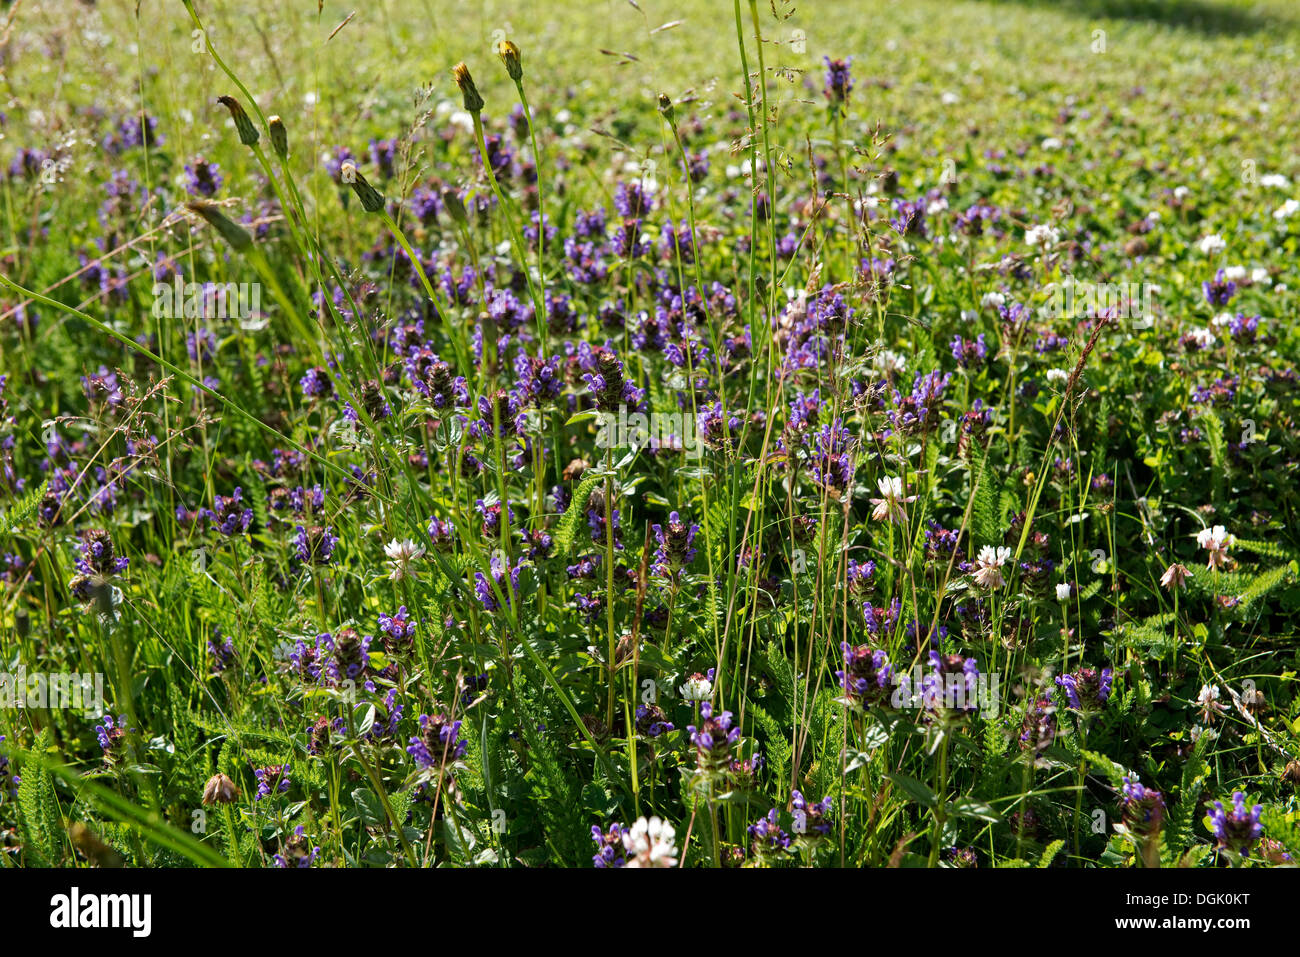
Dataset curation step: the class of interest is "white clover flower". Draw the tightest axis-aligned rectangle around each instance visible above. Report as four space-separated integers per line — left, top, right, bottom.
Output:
679 674 713 701
1055 582 1073 601
1260 173 1290 189
1271 199 1299 221
1173 185 1190 199
384 538 425 581
1045 368 1069 384
873 349 906 374
1196 525 1235 569
870 475 916 524
926 197 949 216
1250 267 1272 286
1040 136 1062 150
1222 265 1247 282
1187 326 1216 349
940 91 960 105
1194 684 1227 724
1025 224 1060 247
981 291 1006 309
1211 311 1234 328
449 111 475 134
973 545 1011 590
1196 233 1226 255
621 816 678 868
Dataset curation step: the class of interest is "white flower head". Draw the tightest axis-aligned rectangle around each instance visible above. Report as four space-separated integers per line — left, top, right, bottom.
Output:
679 673 713 701
1197 233 1227 256
973 545 1011 590
1025 224 1060 247
1250 267 1272 286
1196 525 1234 569
384 538 425 581
1260 173 1290 189
870 475 916 523
981 291 1006 309
1222 265 1247 282
1055 582 1073 602
1040 136 1062 150
621 816 678 868
1272 199 1299 221
1046 368 1069 384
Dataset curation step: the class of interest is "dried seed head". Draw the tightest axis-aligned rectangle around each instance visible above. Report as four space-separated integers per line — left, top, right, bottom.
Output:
497 40 523 82
340 162 385 213
216 95 260 147
268 115 288 159
202 771 241 805
186 200 253 252
453 61 485 113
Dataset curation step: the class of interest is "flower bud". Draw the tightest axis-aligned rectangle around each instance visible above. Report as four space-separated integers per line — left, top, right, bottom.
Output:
497 40 523 82
340 162 385 213
268 115 288 158
216 95 259 147
441 187 468 227
453 61 485 113
186 200 253 252
657 93 674 121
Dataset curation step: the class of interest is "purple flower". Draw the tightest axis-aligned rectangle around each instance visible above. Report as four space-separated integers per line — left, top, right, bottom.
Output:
651 511 699 577
591 823 627 868
254 764 291 801
837 643 892 706
273 825 319 867
1120 775 1166 839
184 156 223 197
1209 792 1264 857
1056 667 1113 712
791 790 833 838
407 713 467 769
748 808 792 860
1202 269 1236 307
822 56 853 105
199 487 253 536
294 525 338 566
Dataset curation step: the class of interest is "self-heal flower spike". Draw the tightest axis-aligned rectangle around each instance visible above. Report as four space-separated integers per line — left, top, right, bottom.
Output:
216 95 259 147
1209 791 1263 857
340 162 385 213
1056 667 1113 712
253 764 290 801
651 510 699 577
453 62 485 114
1120 775 1166 840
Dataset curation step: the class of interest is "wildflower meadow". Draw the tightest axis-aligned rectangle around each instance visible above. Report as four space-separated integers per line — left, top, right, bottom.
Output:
1 0 1299 909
